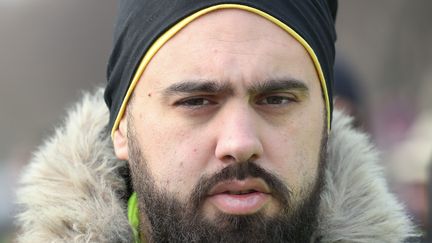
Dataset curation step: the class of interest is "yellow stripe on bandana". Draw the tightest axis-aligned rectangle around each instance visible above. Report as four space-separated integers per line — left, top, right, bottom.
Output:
111 4 331 140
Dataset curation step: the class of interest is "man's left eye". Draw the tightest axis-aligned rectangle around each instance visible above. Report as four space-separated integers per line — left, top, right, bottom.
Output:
257 96 294 105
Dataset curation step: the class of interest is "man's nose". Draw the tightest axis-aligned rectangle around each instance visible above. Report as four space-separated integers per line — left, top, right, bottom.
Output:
214 104 264 163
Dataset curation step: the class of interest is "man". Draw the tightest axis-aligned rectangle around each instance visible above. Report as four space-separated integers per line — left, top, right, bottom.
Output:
16 1 414 242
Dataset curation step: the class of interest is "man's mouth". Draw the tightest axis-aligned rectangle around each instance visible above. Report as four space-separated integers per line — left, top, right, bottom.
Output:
223 189 258 195
206 179 272 215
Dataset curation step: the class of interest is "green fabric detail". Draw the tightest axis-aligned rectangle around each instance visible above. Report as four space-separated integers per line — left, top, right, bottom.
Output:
128 192 141 243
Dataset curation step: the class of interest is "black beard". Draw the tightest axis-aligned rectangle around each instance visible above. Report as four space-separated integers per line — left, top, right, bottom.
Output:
128 127 327 243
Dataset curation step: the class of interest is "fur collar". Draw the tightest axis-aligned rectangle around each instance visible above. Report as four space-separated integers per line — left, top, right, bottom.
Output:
15 88 414 242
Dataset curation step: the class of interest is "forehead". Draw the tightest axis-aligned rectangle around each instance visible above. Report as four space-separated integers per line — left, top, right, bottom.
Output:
139 9 319 90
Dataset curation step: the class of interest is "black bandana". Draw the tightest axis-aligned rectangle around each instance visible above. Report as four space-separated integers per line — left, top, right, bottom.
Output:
105 0 337 134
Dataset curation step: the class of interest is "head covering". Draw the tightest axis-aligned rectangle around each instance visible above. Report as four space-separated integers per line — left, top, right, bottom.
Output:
105 0 338 137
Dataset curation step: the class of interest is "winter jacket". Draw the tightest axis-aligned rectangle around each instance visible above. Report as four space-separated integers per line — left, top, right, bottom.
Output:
15 88 414 242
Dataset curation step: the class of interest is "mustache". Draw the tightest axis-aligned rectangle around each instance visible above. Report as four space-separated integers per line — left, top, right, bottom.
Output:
190 162 292 210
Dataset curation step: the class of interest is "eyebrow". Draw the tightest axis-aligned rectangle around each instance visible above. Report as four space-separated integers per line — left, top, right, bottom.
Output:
163 80 233 95
249 79 309 96
250 78 309 93
162 78 309 96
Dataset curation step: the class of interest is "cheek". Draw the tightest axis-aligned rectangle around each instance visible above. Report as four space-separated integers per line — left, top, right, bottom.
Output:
262 101 324 193
133 112 213 197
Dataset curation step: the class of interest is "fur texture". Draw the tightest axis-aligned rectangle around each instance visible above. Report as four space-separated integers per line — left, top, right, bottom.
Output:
15 88 414 242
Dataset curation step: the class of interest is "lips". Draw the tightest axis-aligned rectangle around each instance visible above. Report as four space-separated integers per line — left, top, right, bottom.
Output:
208 178 271 195
206 179 272 215
222 189 258 195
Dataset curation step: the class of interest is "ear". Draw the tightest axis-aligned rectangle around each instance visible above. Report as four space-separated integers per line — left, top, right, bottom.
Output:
113 116 129 160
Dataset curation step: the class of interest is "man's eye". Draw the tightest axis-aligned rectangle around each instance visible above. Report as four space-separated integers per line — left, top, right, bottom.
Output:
176 97 213 107
257 96 294 105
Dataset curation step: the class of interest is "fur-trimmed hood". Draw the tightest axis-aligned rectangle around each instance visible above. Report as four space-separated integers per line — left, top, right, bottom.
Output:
15 89 414 242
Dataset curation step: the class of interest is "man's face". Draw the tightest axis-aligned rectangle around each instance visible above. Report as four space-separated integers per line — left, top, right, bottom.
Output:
114 9 326 242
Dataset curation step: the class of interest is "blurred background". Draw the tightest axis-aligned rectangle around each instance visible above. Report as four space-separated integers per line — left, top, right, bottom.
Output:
0 0 431 242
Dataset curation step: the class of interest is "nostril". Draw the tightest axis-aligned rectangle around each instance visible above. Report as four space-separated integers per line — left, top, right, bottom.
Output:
220 154 259 164
221 155 237 163
248 154 259 161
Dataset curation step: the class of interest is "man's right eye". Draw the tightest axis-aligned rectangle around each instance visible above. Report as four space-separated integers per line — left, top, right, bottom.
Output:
174 97 214 107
